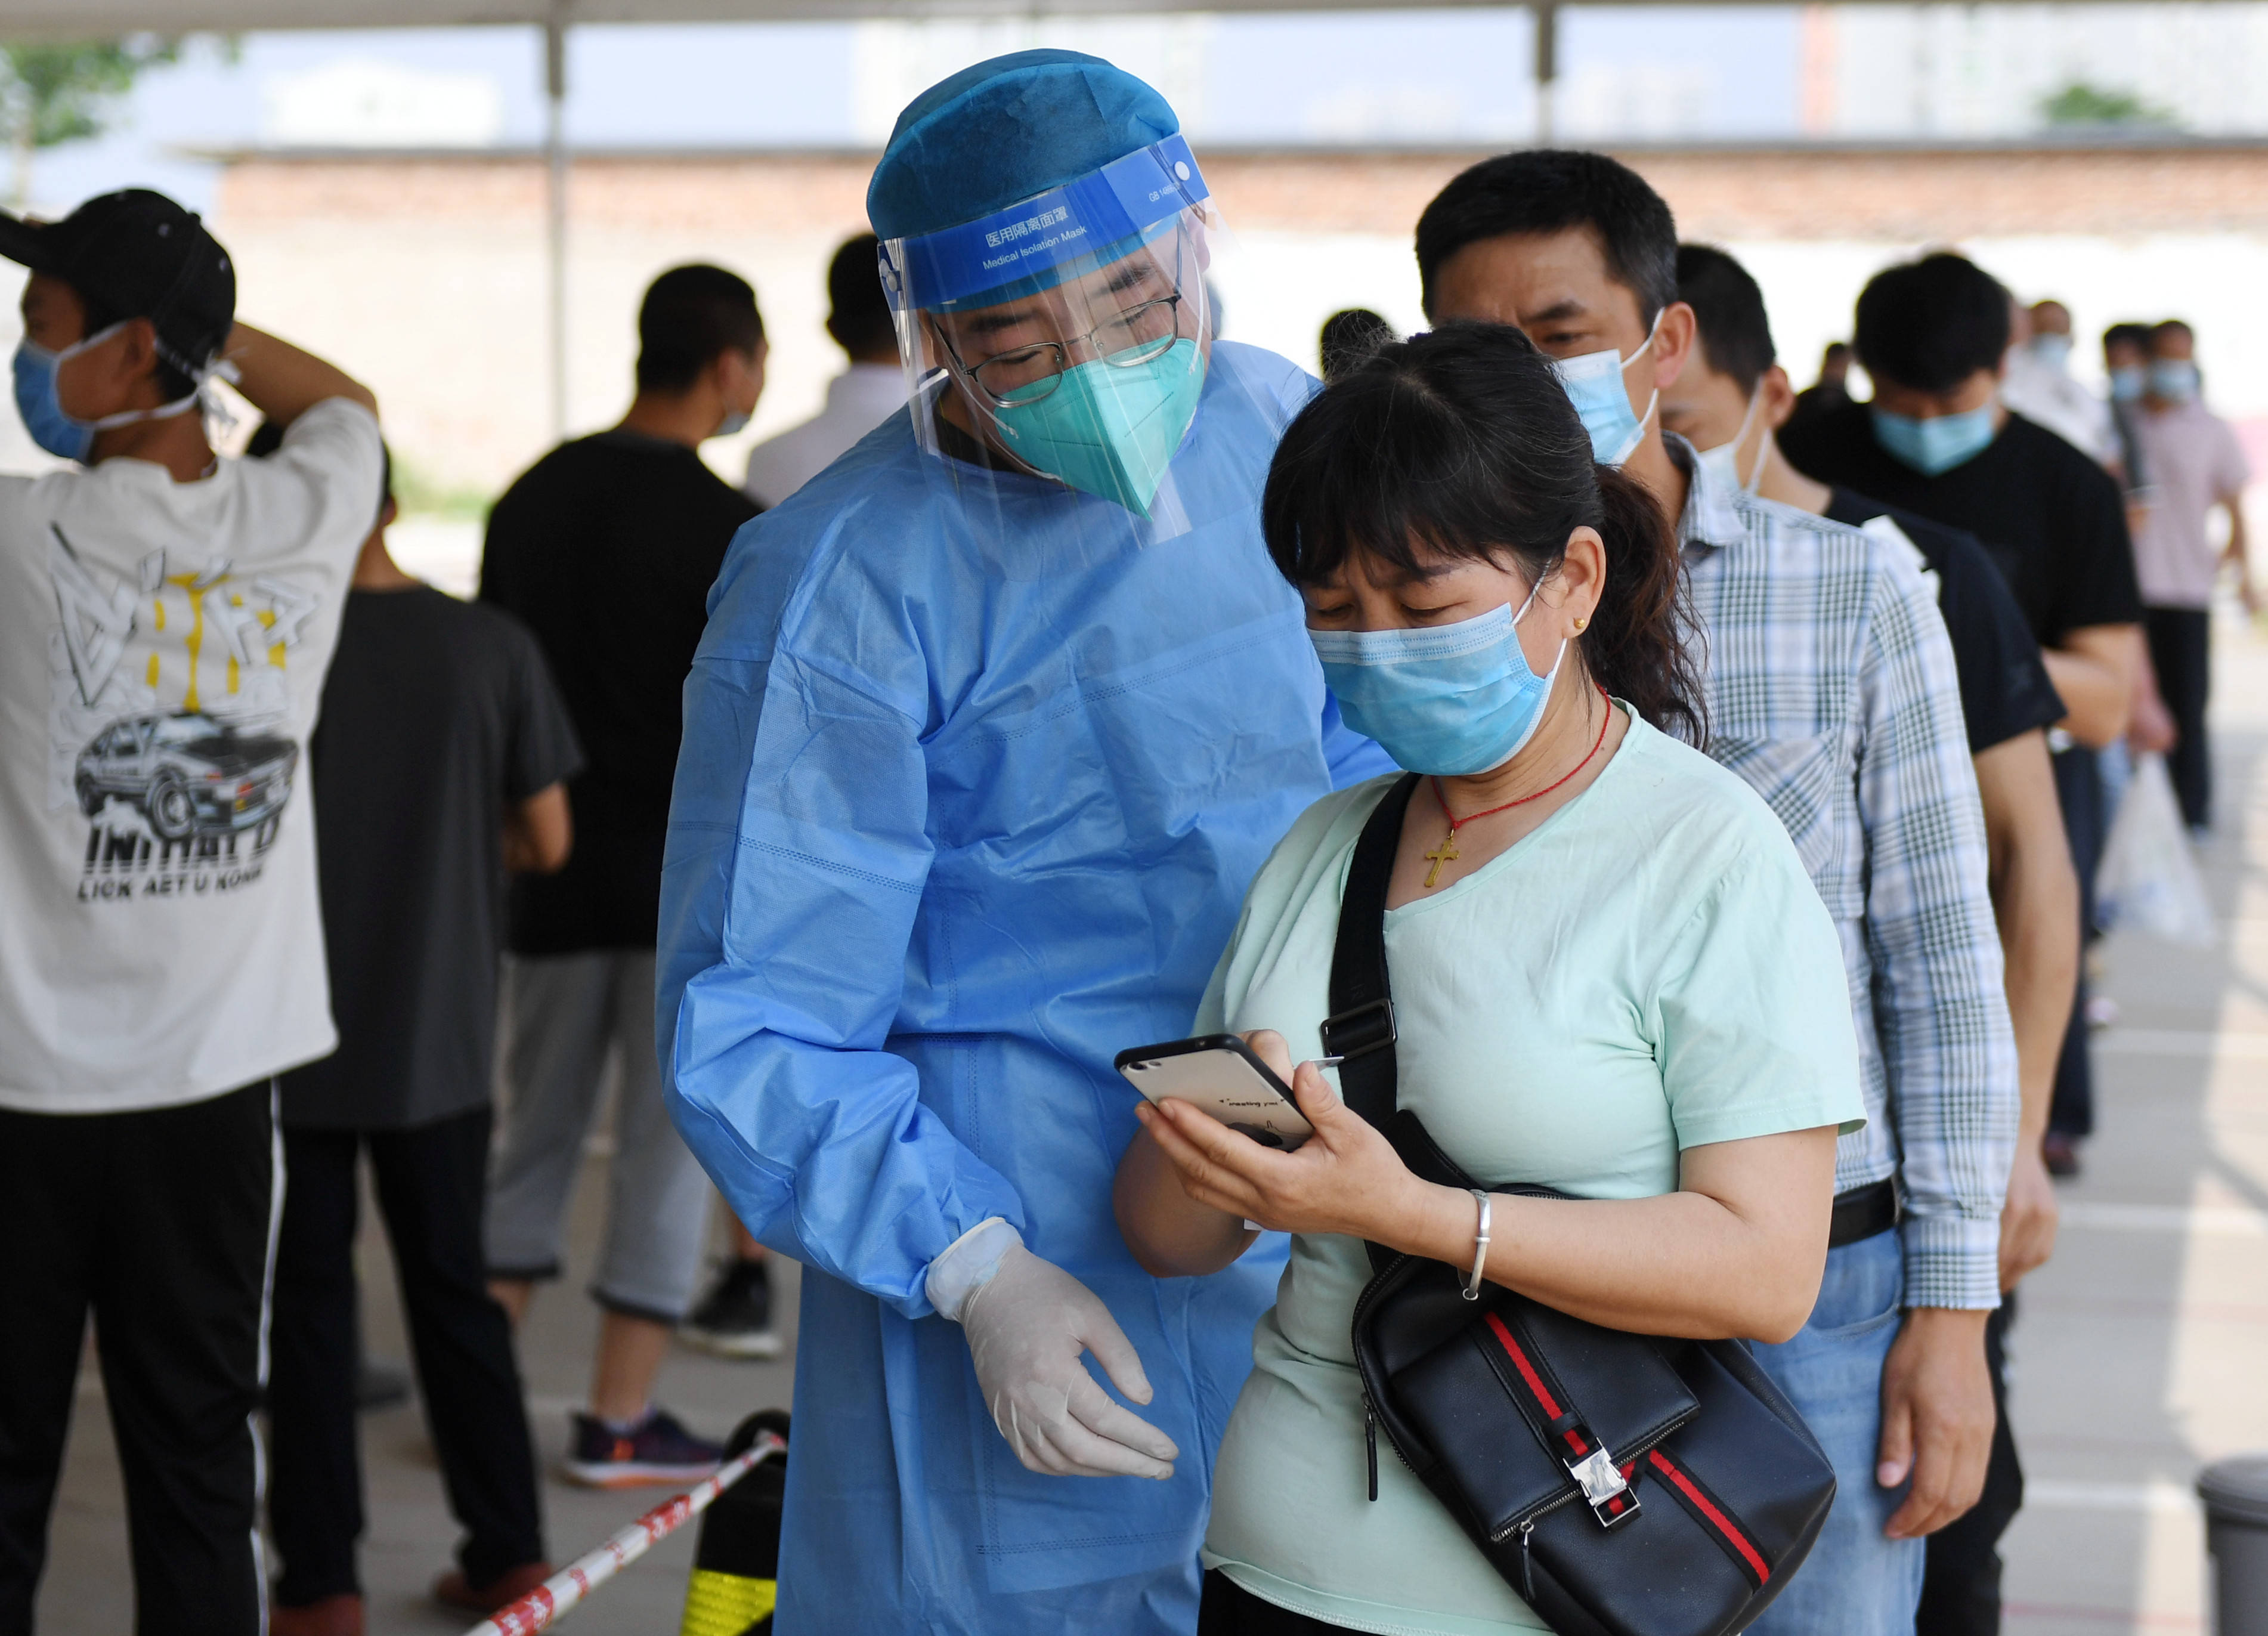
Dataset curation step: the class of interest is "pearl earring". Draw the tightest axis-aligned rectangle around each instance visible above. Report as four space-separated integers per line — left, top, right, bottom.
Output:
1573 615 1589 632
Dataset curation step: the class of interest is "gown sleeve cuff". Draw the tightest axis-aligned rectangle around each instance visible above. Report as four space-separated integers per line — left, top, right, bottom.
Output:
924 1217 1024 1321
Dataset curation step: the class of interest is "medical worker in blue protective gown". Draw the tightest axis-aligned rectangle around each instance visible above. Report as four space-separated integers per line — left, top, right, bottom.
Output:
657 50 1389 1636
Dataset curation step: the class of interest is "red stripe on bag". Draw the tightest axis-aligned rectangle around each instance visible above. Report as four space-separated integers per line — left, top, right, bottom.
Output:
1647 1450 1769 1584
1482 1312 1590 1455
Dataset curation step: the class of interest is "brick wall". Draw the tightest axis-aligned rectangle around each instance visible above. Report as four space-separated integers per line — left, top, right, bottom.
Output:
221 141 2268 242
209 144 2268 494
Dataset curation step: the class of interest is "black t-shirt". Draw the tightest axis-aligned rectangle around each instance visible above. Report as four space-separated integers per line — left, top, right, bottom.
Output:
1823 489 2064 754
281 587 582 1130
479 431 759 954
1781 400 2143 649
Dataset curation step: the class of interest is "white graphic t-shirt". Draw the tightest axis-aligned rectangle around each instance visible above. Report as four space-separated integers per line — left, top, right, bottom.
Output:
0 398 383 1112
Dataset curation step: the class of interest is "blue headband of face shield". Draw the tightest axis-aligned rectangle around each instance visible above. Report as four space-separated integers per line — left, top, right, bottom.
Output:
880 135 1209 314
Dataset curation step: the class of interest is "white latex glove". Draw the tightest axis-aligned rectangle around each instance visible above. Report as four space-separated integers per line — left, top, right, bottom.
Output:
957 1243 1180 1480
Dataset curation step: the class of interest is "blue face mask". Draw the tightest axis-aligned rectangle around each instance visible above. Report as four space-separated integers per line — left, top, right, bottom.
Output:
2149 359 2199 403
1308 583 1565 777
2028 334 2073 373
2109 365 2146 403
1551 312 1661 466
1871 403 1998 477
13 321 200 463
992 337 1205 517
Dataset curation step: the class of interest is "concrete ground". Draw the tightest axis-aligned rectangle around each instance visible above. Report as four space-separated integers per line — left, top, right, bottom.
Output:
33 615 2268 1636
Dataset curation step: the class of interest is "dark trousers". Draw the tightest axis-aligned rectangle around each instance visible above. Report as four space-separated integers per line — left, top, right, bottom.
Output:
0 1083 276 1636
1200 1569 1356 1634
2050 746 2103 1137
2146 606 2213 829
1918 1294 2024 1636
268 1108 542 1605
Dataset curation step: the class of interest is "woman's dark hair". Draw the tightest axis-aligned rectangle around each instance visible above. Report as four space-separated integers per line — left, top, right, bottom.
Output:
1261 321 1703 744
1319 307 1396 383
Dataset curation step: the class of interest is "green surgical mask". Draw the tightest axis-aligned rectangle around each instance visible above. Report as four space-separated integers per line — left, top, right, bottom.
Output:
992 338 1205 516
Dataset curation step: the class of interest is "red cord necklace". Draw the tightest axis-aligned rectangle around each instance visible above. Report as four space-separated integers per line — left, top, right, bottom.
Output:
1422 683 1614 889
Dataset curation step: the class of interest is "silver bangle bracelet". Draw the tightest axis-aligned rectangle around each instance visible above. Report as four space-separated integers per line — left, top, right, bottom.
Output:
1462 1188 1492 1301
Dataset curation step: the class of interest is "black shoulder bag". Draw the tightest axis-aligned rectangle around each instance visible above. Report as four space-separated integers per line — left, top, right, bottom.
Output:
1323 774 1836 1636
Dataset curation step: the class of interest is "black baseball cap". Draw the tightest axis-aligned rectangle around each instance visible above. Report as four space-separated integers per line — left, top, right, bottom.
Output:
0 188 234 375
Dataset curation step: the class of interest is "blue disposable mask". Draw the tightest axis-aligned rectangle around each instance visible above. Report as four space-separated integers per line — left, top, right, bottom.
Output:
1871 402 1998 477
2149 360 2199 403
992 337 1206 516
1308 583 1565 777
2109 365 2146 403
2028 334 2073 373
1551 311 1661 466
13 321 201 463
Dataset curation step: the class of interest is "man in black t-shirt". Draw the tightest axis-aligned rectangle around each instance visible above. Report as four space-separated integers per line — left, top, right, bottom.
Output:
1778 251 2145 1636
268 447 583 1629
479 266 764 1487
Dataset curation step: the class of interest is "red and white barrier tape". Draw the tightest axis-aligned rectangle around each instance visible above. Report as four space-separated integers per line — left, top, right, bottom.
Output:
462 1430 786 1636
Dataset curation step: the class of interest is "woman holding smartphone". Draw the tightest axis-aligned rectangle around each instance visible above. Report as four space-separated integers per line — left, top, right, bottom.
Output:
1113 324 1865 1636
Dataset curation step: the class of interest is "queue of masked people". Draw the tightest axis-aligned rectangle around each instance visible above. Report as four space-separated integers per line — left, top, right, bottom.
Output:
655 49 2062 1636
0 43 2238 1636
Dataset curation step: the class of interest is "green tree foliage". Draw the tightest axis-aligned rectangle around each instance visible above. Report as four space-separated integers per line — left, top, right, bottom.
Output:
2039 81 2176 130
1 38 182 207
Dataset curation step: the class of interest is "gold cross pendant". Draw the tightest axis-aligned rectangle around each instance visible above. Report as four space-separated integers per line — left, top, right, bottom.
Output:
1423 835 1459 889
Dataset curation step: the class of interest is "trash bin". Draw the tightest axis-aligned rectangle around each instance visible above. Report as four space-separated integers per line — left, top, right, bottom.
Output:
2200 1456 2268 1635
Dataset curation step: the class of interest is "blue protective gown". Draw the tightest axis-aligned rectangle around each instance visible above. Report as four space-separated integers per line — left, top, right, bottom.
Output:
658 339 1390 1636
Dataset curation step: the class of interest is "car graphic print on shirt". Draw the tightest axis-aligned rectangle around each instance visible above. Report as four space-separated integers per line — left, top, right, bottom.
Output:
75 713 298 842
48 524 323 902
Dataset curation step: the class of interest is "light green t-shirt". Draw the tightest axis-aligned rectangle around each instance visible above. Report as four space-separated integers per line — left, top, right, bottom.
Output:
1196 712 1866 1636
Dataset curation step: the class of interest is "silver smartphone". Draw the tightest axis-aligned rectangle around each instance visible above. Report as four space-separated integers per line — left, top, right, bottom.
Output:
1114 1034 1314 1151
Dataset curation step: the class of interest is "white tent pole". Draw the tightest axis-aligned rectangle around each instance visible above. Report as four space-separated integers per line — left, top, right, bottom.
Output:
545 1 569 441
1533 1 1557 143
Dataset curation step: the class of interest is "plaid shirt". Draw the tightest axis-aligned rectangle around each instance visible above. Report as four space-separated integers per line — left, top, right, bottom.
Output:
1675 442 2018 1310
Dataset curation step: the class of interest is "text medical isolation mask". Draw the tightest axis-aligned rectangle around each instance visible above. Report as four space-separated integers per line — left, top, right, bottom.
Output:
1552 312 1661 466
1308 583 1564 776
12 322 201 464
1871 402 1997 477
992 337 1206 517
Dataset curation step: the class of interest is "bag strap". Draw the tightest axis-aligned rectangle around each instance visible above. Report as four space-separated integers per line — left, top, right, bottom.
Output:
1323 773 1422 1133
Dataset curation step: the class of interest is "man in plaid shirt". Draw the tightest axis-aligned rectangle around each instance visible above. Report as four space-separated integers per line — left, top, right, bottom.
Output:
1419 151 2019 1636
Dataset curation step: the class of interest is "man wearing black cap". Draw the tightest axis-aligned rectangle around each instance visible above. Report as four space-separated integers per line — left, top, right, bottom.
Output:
0 189 383 1635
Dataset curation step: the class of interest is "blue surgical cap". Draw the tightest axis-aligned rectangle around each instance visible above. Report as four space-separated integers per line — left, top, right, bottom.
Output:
868 50 1181 242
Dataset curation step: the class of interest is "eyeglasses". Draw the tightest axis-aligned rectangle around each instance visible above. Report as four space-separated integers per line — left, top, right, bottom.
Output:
940 291 1187 409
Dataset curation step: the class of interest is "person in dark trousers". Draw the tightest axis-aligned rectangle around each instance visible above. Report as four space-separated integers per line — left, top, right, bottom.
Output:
1779 252 2144 1191
479 264 764 1483
261 441 583 1635
2131 318 2253 833
0 191 382 1636
1661 245 2080 1636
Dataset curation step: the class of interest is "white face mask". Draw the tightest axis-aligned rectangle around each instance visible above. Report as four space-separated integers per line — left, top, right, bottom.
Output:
1694 386 1766 494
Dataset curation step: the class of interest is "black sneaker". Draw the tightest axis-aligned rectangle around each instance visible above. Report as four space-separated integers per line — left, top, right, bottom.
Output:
679 1257 782 1360
562 1407 723 1489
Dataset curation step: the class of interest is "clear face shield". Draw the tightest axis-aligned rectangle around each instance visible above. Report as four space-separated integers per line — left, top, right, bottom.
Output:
879 135 1222 530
